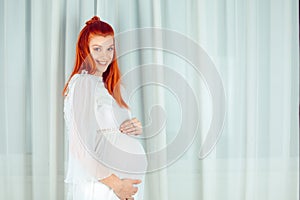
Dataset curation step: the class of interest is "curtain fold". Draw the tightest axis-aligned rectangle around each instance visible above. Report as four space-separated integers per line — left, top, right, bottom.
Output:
0 0 298 200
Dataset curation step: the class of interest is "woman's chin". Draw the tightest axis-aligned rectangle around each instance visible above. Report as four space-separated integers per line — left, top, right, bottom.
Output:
96 65 108 73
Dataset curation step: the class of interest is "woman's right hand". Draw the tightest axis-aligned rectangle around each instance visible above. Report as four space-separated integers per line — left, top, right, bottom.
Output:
114 178 141 199
100 174 141 200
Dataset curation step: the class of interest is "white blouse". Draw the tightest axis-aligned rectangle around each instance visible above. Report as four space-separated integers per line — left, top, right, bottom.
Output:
64 71 147 199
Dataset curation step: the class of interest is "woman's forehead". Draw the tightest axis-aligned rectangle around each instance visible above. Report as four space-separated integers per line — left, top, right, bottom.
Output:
89 35 114 46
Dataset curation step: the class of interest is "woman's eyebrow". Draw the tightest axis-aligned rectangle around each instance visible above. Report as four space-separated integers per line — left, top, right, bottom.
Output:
92 43 114 47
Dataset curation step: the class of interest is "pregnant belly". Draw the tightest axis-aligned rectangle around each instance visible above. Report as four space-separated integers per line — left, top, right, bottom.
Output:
95 132 148 180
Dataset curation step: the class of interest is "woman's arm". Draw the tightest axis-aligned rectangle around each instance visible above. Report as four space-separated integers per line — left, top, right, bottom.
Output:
69 76 112 179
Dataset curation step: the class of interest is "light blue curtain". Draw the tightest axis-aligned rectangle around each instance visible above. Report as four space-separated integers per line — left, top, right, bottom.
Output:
0 0 298 200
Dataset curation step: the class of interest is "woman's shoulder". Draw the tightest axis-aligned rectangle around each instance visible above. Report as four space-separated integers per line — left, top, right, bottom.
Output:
64 71 103 98
70 71 103 87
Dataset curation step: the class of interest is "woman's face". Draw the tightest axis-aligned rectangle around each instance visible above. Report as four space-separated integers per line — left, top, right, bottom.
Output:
89 35 114 76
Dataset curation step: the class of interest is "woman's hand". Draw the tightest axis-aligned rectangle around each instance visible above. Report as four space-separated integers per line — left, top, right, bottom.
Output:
119 118 142 135
114 178 141 200
100 174 141 200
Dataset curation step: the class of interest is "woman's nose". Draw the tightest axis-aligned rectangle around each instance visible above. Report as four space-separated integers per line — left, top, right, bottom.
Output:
96 51 109 59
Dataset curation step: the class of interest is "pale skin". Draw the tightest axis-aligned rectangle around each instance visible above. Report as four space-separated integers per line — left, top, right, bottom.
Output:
89 35 143 200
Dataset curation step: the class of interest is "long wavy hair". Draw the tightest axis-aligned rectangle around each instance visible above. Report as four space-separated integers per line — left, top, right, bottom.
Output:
63 16 128 108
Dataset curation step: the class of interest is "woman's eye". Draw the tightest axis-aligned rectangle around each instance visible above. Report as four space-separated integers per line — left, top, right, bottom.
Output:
108 47 114 51
94 48 101 51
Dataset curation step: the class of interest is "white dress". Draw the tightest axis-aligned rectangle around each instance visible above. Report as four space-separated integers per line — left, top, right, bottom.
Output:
64 71 147 200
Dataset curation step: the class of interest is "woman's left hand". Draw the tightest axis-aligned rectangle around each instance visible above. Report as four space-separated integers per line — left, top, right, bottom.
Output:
119 118 142 135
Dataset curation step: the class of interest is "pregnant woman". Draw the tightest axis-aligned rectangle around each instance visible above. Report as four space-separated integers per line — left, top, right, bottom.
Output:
63 16 147 200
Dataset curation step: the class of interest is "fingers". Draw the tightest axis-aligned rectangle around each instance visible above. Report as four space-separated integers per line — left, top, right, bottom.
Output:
131 187 138 197
116 179 140 200
120 118 142 135
122 178 142 185
131 179 142 185
120 118 141 129
120 118 137 127
122 181 139 199
122 126 142 135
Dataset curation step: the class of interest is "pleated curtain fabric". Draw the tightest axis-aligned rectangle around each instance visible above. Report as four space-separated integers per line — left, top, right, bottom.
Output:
0 0 298 200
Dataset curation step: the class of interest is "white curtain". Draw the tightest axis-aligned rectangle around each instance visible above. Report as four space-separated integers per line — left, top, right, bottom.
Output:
0 0 298 200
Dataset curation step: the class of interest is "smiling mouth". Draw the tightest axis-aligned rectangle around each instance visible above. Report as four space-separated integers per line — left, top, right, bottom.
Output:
96 60 108 65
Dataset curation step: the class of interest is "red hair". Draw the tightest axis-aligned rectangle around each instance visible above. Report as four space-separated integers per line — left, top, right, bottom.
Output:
63 16 128 108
